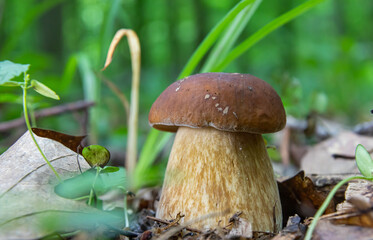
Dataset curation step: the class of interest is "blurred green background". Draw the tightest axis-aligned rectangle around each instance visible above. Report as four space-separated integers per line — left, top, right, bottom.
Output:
0 0 372 156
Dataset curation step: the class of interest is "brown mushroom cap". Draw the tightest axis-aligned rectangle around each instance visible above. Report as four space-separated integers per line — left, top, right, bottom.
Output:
149 72 286 134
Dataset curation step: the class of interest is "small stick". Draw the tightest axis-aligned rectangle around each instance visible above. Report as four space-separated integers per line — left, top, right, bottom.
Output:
146 216 203 234
0 100 95 132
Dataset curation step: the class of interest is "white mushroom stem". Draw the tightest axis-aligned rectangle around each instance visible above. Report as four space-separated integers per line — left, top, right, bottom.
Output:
156 127 282 232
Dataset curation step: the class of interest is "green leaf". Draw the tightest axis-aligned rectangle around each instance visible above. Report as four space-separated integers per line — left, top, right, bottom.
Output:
355 144 373 178
82 145 111 167
134 130 171 189
0 60 29 85
1 81 22 87
30 79 60 100
54 167 126 199
101 166 120 173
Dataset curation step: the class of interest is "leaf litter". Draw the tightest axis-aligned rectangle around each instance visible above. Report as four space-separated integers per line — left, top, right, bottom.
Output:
2 127 373 239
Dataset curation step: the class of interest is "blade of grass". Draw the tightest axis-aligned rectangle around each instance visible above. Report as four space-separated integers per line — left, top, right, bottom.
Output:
78 54 100 144
212 0 327 71
99 0 121 63
201 0 262 73
178 0 255 79
60 55 78 93
134 130 170 189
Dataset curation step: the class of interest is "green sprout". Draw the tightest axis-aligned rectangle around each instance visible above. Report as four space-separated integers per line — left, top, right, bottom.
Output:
305 144 373 240
0 60 61 181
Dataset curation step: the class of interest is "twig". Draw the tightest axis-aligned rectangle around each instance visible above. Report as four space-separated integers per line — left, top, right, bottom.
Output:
97 72 130 119
154 209 230 240
146 216 203 234
0 100 95 132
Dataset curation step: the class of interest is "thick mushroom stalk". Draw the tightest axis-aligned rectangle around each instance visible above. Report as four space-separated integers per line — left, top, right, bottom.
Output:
156 127 282 232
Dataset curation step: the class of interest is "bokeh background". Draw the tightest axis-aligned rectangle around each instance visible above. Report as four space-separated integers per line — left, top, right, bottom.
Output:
1 0 372 162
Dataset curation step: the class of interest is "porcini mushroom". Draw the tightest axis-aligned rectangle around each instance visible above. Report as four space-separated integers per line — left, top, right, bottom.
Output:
148 72 286 232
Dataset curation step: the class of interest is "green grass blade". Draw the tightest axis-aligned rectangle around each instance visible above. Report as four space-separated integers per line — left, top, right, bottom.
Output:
78 54 101 144
212 0 326 71
178 0 255 79
201 0 262 73
60 55 78 93
99 0 121 63
134 130 171 189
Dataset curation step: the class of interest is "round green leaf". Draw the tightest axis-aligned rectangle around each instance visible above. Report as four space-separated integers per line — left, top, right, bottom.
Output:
82 145 111 167
355 144 373 178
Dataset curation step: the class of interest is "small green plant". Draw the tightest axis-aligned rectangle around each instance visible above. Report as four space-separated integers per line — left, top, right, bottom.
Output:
305 144 373 240
0 60 61 181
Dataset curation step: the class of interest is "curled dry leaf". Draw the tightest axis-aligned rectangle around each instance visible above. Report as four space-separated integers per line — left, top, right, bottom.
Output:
32 128 86 154
278 171 335 221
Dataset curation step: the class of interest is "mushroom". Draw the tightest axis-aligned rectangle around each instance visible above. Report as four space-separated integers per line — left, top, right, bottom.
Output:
148 72 286 232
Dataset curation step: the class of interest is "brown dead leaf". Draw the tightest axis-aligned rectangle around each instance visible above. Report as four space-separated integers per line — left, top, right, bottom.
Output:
32 128 86 154
322 180 373 228
271 215 305 240
278 171 335 221
312 219 373 240
337 180 373 213
226 218 252 239
301 131 373 174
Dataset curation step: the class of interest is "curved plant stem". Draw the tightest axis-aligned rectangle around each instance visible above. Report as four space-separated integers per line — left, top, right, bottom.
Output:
88 167 101 206
22 76 61 182
102 29 141 187
304 175 372 240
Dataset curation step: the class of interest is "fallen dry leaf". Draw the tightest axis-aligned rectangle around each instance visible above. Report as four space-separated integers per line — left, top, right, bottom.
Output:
32 127 86 154
271 215 305 240
226 218 252 239
325 179 373 228
301 131 373 174
278 171 335 221
312 219 373 240
0 131 93 239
